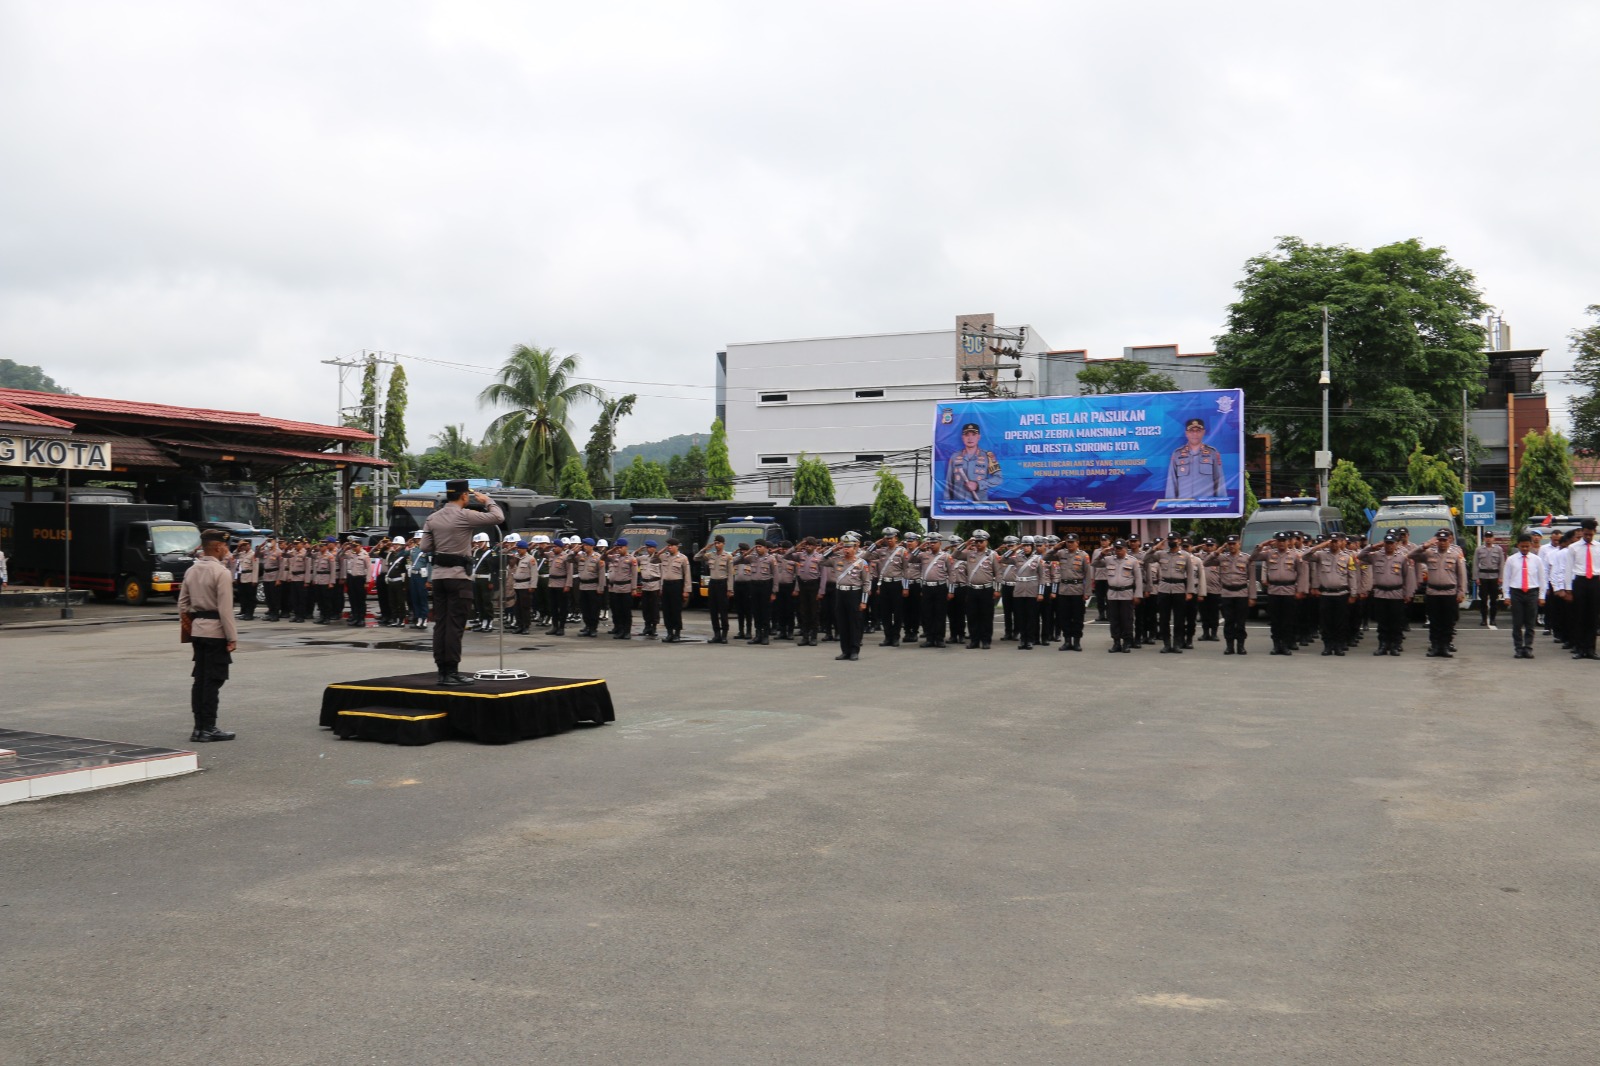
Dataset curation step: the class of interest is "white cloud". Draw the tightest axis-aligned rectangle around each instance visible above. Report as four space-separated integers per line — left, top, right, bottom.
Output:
2 0 1596 456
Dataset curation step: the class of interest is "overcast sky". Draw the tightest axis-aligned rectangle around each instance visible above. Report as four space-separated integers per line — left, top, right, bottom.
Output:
2 1 1596 457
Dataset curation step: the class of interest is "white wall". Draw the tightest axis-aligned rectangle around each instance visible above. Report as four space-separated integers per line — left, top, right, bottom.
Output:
722 327 1049 510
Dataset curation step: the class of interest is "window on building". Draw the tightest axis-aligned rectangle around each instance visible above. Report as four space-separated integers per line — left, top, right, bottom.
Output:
767 475 794 496
760 455 789 465
854 389 884 399
854 454 885 464
760 392 788 403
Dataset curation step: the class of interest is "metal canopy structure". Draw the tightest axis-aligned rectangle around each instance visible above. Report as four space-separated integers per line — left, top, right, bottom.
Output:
0 387 384 480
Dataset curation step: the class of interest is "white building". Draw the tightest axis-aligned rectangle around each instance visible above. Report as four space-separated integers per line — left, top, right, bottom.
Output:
718 314 1062 510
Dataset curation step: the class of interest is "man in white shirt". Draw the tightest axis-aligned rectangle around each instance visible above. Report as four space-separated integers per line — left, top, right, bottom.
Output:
1538 531 1564 640
1501 533 1545 659
1560 518 1600 660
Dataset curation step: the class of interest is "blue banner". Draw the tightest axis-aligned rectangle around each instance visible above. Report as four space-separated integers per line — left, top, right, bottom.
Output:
931 389 1246 520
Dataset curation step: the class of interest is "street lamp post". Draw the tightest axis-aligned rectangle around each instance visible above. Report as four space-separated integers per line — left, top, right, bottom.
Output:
1317 306 1332 506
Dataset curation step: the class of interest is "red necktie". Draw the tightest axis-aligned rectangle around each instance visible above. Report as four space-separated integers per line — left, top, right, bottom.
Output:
1522 556 1529 592
1588 544 1594 579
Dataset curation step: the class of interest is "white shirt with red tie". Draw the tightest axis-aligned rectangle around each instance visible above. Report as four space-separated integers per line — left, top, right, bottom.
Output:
1501 550 1546 600
1557 537 1599 591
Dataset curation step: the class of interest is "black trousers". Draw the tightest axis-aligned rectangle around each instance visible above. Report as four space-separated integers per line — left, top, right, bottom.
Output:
662 580 686 634
1057 592 1086 640
609 591 633 634
877 582 904 641
1200 593 1219 636
346 576 366 624
579 588 602 632
796 580 820 636
1508 588 1539 651
1371 595 1405 648
966 587 995 645
734 581 755 634
707 582 730 636
237 582 257 619
317 583 340 622
473 579 495 625
515 588 533 631
548 586 569 630
750 587 772 638
1013 596 1039 645
947 588 966 641
189 637 231 727
1094 579 1109 620
289 581 308 621
775 584 795 635
1318 592 1349 647
1000 586 1015 636
1221 596 1248 645
1572 576 1600 656
1157 591 1186 645
1477 578 1501 624
835 588 866 656
264 580 282 618
904 583 921 638
1266 594 1295 648
430 577 473 672
639 589 660 632
1108 599 1134 645
921 585 948 642
1424 595 1459 652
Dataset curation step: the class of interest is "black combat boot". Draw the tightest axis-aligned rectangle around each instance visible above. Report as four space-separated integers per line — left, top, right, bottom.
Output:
1225 639 1235 655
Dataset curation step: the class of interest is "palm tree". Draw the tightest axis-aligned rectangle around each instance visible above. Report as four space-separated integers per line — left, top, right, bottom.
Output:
430 424 475 462
479 344 604 492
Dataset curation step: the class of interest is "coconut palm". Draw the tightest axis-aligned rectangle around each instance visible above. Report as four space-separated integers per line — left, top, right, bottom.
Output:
479 344 604 492
430 424 475 461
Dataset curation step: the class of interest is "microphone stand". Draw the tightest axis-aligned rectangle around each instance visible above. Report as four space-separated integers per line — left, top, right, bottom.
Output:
476 540 530 681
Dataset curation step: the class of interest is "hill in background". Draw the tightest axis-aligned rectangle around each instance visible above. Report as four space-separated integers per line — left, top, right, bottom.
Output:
614 432 701 466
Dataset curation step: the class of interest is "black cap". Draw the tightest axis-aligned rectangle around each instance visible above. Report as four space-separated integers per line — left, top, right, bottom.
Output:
1185 417 1205 430
1203 537 1216 545
445 479 470 496
1383 534 1397 543
1274 531 1289 540
1225 535 1238 543
1436 527 1451 538
961 422 980 433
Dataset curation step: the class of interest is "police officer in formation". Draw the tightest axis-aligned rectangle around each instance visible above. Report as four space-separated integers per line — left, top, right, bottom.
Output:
223 513 1600 670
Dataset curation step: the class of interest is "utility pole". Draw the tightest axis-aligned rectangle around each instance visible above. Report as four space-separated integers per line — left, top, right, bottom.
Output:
322 351 397 532
1317 306 1331 507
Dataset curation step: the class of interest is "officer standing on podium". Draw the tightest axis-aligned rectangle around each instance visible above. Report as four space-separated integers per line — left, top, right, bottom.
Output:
418 481 504 685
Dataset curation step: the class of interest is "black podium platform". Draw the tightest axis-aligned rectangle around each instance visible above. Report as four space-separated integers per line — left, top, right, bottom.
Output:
319 672 614 745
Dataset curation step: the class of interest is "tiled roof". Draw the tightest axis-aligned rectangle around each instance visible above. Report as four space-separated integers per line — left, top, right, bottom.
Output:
0 388 374 443
0 399 75 430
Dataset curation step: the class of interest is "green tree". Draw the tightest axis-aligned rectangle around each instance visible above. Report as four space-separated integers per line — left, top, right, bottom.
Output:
479 344 604 493
705 419 735 500
1568 305 1600 456
414 452 487 483
557 455 595 500
870 467 923 534
1327 459 1379 533
1211 237 1488 493
0 358 70 393
584 393 637 496
615 455 671 499
1075 360 1179 395
1510 429 1573 533
430 424 475 461
381 363 410 488
1405 445 1464 515
791 452 837 505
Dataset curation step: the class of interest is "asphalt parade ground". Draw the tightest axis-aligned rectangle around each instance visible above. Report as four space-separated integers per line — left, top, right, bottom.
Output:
4 606 1600 1065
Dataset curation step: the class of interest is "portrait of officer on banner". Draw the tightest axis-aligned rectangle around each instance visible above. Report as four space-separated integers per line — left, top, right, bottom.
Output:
1164 417 1225 499
946 421 1004 502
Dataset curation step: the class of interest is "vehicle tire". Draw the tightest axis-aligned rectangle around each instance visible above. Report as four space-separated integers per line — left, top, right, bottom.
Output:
122 577 148 606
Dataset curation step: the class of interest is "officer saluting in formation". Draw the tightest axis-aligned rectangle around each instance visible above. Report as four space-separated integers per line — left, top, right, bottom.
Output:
1409 528 1468 658
1204 535 1253 654
418 480 504 686
821 534 872 661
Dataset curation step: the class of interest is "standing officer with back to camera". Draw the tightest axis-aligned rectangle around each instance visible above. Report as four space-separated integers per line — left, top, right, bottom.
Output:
418 480 504 685
179 528 239 742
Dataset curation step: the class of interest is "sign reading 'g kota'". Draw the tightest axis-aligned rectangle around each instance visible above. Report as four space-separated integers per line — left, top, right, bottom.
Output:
0 436 113 471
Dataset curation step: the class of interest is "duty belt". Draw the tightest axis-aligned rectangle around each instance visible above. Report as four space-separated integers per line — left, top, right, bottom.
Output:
968 582 993 589
1158 581 1187 589
1109 583 1133 591
1222 583 1247 591
1319 586 1349 593
432 552 470 568
1268 580 1296 587
188 609 221 619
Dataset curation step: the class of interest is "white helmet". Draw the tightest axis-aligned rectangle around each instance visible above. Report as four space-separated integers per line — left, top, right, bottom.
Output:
597 539 608 548
503 532 519 543
472 531 490 543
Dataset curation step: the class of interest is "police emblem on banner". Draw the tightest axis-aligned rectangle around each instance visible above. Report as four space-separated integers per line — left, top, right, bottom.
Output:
940 408 953 425
1216 394 1236 415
